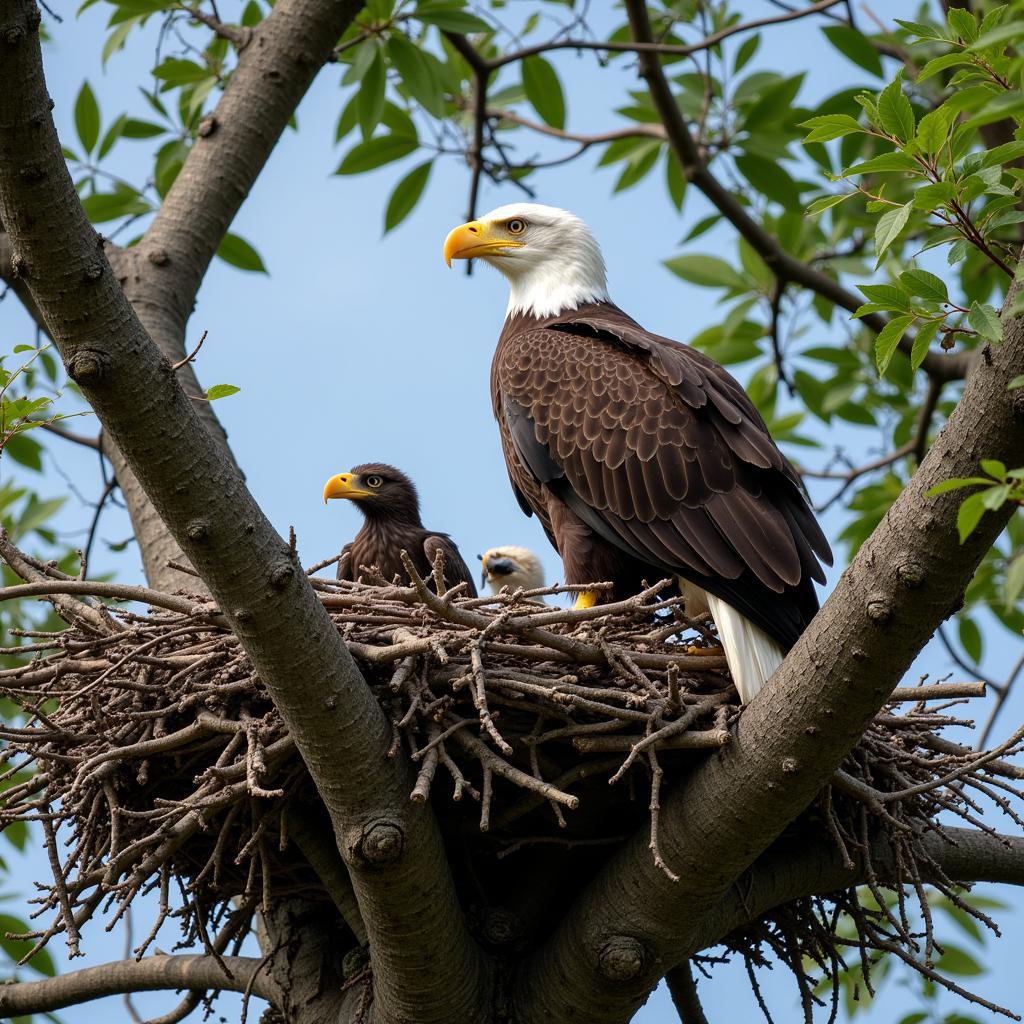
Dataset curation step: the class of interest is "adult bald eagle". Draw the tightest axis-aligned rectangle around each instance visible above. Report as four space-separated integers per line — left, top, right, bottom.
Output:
323 462 477 596
444 205 831 702
480 545 546 595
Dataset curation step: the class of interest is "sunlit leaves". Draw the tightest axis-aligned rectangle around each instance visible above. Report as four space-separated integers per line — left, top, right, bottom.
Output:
799 114 862 143
204 384 241 401
874 203 911 265
387 33 445 118
877 74 915 142
968 301 1002 342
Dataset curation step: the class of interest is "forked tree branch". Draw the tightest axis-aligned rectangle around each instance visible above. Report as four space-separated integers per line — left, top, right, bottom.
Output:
0 955 281 1017
0 5 488 1022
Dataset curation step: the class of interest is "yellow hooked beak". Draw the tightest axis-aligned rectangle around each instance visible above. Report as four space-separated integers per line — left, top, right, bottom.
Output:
323 473 372 504
443 220 524 267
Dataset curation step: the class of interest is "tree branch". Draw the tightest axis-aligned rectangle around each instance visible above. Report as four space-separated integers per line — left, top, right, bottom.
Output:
665 961 710 1024
0 5 489 1021
0 955 280 1017
620 0 970 384
460 0 847 71
513 164 1024 1024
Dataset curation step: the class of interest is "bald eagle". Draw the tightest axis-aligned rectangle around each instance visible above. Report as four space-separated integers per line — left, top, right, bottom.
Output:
480 545 546 595
323 462 477 595
444 205 831 702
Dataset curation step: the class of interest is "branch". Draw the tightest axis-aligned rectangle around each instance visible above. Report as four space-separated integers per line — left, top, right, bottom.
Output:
0 6 489 1022
691 827 1024 955
0 955 280 1017
513 191 1024 1023
457 0 847 71
38 420 101 451
618 0 970 384
665 961 710 1024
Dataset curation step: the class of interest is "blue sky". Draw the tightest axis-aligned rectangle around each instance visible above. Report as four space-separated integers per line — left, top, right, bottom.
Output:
1 1 1022 1021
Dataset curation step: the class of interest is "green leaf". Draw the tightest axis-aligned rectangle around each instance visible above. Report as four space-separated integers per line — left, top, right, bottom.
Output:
734 152 802 210
522 55 565 130
388 33 445 118
968 21 1024 52
874 203 911 265
874 314 913 375
335 134 418 174
121 117 165 139
842 152 919 175
947 7 978 44
958 615 983 663
1004 552 1024 607
666 155 687 211
663 254 747 290
80 189 152 223
800 114 862 143
822 25 883 78
1008 374 1024 390
981 458 1007 478
97 112 126 158
899 268 948 303
916 52 975 83
416 8 490 33
926 477 991 496
911 319 941 371
806 193 851 216
734 34 759 74
205 383 241 401
935 944 985 976
968 301 1002 342
75 81 100 154
878 74 915 142
358 51 386 140
216 233 267 274
916 104 955 156
384 160 431 232
957 492 988 543
152 58 210 85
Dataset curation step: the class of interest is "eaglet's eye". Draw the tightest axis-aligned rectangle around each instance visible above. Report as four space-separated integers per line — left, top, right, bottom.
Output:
365 474 384 488
506 218 527 235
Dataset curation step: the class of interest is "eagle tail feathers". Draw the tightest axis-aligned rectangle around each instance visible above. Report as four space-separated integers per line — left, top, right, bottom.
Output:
702 589 784 704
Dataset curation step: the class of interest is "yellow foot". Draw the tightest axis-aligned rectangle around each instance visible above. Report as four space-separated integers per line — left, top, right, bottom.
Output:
682 644 725 657
573 590 600 610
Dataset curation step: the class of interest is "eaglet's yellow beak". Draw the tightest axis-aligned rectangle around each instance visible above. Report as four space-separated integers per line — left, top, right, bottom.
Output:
323 473 372 504
443 220 524 267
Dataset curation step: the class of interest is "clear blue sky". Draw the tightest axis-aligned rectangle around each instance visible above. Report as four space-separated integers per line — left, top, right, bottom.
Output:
1 1 1022 1021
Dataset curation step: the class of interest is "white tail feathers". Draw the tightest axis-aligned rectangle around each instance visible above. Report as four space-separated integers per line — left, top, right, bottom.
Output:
680 578 785 703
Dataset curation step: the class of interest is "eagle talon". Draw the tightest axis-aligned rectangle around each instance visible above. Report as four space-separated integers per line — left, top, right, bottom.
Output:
573 590 600 610
681 644 725 657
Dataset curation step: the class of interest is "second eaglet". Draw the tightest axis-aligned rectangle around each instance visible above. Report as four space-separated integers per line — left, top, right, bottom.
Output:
444 204 832 703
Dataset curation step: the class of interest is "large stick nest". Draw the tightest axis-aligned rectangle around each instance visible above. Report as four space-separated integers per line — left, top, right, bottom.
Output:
1 539 1022 1021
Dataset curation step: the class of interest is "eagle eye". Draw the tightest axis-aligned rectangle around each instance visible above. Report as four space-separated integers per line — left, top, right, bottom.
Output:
365 474 384 488
506 218 527 235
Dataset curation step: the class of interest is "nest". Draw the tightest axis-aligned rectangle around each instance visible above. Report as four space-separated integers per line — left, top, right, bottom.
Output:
1 538 1023 1022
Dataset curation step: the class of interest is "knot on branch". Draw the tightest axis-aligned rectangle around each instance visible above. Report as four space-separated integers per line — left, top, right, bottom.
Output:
358 820 405 865
866 596 893 624
2 23 25 45
197 115 217 138
481 908 524 947
146 247 169 266
896 558 926 588
67 348 109 385
269 563 294 589
597 935 647 982
186 519 209 540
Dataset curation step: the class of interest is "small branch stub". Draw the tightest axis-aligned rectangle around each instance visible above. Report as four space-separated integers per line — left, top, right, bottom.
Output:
359 820 404 865
67 349 108 384
597 935 647 982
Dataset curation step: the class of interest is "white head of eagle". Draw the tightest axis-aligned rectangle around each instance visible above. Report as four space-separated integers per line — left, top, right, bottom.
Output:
443 203 610 319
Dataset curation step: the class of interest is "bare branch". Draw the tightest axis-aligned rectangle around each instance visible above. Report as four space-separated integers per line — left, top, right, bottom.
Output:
0 955 280 1017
